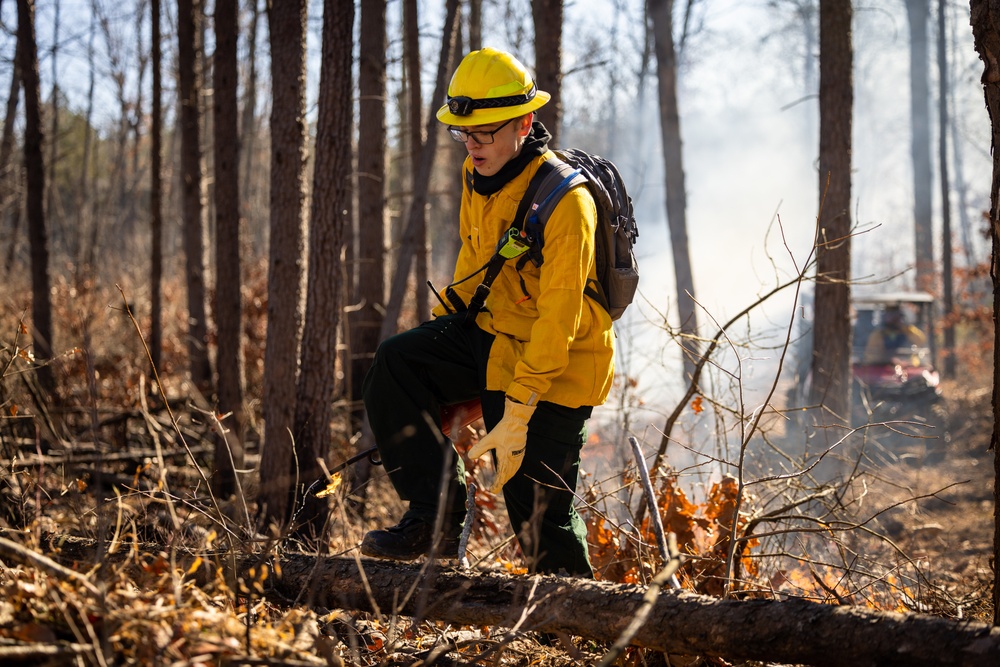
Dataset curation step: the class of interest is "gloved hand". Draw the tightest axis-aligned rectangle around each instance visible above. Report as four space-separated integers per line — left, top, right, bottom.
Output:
468 397 536 493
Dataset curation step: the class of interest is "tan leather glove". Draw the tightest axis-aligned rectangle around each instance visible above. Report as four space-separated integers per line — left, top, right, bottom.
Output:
468 397 536 493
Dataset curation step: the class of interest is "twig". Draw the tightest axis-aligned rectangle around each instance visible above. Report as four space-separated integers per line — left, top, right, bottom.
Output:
0 536 101 596
628 436 681 590
459 481 476 569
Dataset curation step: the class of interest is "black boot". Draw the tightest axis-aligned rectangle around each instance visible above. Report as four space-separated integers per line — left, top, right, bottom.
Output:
360 516 462 561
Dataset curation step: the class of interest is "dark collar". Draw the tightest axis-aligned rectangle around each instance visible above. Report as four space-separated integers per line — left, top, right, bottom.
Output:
471 121 552 196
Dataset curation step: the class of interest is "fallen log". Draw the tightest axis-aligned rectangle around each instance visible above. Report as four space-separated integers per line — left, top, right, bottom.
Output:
270 554 1000 667
19 535 1000 667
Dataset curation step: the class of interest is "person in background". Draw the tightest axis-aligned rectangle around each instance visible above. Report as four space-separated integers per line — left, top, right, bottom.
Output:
359 47 614 577
863 305 927 364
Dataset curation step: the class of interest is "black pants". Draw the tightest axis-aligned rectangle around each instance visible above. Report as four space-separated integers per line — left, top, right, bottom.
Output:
362 314 593 576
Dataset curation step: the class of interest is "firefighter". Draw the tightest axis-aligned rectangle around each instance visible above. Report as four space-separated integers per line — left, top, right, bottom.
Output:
863 306 928 365
360 47 614 576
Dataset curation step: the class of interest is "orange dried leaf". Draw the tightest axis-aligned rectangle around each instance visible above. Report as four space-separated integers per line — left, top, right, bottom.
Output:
691 395 704 414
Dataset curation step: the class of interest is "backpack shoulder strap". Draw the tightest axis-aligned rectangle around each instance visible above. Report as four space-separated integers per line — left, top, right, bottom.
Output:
512 158 557 233
515 156 587 267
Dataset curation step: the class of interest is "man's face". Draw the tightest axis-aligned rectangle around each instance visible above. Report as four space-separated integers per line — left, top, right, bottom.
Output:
454 116 529 177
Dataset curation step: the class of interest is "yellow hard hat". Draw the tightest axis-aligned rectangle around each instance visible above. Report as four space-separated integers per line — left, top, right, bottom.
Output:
436 47 550 126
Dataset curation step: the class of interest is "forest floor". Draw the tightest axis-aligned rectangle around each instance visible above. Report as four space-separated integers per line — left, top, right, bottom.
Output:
0 360 995 666
872 376 995 622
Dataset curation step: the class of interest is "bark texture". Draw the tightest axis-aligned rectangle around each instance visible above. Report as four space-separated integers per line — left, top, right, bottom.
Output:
403 0 429 323
269 556 1000 667
351 0 388 404
809 0 853 426
212 0 245 498
149 0 163 376
532 0 564 145
177 0 212 393
18 0 54 395
291 0 354 535
259 0 309 529
969 0 1000 627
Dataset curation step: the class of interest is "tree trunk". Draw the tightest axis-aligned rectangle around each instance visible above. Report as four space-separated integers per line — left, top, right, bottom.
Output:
240 0 262 255
149 0 163 376
18 0 54 396
441 19 466 273
351 0 387 425
259 0 308 530
291 0 354 537
403 0 429 324
937 0 955 379
177 0 212 393
905 0 934 293
809 0 853 427
969 0 1000 627
212 0 245 498
46 0 60 260
79 14 96 270
531 0 563 145
469 0 482 50
0 35 21 279
649 0 698 382
380 0 460 338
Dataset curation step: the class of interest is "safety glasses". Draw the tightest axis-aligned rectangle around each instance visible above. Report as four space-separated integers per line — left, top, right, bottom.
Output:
447 117 515 145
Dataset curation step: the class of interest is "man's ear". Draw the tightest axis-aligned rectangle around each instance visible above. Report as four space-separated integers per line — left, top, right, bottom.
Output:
518 113 534 136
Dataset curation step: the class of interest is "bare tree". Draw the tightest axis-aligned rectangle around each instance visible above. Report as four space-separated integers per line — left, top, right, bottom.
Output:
809 0 853 426
531 0 563 144
969 0 1000 627
78 9 97 269
149 0 163 375
46 0 60 257
469 0 482 50
649 0 698 381
351 0 387 408
292 0 355 537
380 0 460 338
240 0 263 253
212 0 245 498
178 0 212 393
937 0 955 379
258 0 308 530
18 0 54 396
0 35 21 278
905 0 934 292
403 0 429 323
440 18 466 272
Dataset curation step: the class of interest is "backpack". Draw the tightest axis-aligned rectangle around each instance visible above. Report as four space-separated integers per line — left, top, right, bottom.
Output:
514 149 640 320
451 149 640 323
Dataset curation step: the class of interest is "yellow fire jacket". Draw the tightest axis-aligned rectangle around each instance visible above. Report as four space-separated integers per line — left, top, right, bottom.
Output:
432 151 615 409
